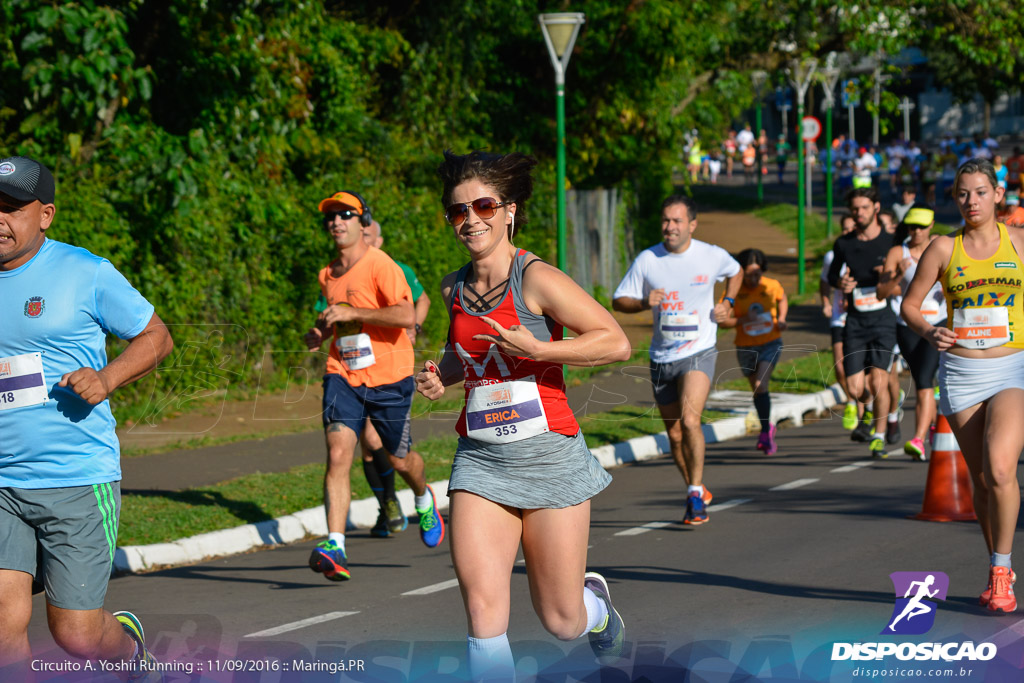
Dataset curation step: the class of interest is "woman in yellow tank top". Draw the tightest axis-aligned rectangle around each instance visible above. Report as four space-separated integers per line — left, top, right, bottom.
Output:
902 159 1024 614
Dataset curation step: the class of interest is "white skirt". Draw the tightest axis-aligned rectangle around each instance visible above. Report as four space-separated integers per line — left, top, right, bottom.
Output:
938 350 1024 415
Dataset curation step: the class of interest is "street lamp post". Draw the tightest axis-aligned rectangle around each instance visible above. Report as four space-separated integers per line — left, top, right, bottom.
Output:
819 53 842 240
539 12 585 272
751 71 768 205
789 57 817 295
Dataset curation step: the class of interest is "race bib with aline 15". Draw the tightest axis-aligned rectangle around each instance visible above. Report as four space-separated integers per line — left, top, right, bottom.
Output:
852 286 888 312
742 312 774 337
660 311 700 342
338 333 376 370
465 377 549 444
0 352 48 412
953 307 1011 349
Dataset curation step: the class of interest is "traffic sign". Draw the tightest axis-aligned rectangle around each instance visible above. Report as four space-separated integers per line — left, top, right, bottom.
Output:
841 78 860 108
801 116 822 142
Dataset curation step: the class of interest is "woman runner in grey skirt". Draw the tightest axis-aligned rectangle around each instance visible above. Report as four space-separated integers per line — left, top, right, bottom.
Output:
415 150 631 680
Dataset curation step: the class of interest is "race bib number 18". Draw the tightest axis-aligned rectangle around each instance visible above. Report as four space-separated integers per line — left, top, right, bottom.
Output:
0 352 48 411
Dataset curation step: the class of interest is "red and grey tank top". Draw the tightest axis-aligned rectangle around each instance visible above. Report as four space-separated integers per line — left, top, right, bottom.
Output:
449 249 579 443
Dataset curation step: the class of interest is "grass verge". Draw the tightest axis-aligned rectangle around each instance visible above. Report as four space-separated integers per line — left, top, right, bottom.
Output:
119 404 730 546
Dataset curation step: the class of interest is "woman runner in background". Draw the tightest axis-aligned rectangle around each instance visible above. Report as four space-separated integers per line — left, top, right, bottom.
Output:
877 203 944 460
717 248 787 455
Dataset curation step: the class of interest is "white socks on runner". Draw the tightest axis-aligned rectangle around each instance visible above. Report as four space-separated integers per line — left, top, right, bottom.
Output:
414 492 431 511
993 552 1012 569
328 532 345 551
688 485 704 497
579 585 610 637
467 633 515 682
888 412 898 423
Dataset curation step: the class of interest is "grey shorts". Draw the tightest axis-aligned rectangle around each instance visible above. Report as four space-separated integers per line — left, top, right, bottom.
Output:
736 338 784 376
0 483 120 610
650 347 718 405
449 430 611 509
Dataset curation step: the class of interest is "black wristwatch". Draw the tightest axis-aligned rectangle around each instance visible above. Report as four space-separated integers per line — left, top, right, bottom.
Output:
415 323 423 334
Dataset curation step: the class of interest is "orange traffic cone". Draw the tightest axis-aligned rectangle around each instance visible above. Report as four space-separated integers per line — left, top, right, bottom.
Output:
912 414 977 522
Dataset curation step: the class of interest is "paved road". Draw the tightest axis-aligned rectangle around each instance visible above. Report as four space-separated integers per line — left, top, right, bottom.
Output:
25 407 1024 681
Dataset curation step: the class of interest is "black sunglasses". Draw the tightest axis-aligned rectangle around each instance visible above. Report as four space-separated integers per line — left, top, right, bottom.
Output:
445 197 507 227
323 209 358 223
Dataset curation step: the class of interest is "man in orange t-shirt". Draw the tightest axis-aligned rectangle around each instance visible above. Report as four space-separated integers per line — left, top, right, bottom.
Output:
303 190 445 581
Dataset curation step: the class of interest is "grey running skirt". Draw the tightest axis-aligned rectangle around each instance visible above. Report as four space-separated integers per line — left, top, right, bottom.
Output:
448 430 612 509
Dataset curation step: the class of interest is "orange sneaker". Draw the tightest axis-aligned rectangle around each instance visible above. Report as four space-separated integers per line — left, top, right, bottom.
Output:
702 487 713 504
983 566 1017 612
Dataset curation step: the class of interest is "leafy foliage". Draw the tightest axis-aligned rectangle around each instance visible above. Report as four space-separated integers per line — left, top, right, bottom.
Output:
1 0 1019 420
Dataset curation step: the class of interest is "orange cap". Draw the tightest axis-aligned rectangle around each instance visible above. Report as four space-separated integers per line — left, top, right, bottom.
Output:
318 191 365 214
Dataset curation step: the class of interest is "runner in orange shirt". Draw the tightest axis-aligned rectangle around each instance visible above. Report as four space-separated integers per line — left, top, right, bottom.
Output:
303 190 444 581
717 249 788 455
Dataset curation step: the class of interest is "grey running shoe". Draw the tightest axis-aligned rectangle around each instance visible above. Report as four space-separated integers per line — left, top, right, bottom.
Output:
584 572 625 659
385 497 407 533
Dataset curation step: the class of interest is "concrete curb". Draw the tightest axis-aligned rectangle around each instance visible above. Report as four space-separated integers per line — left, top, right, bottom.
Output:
113 384 846 574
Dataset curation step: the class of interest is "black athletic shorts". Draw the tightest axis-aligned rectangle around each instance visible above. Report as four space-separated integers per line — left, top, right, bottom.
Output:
843 312 897 375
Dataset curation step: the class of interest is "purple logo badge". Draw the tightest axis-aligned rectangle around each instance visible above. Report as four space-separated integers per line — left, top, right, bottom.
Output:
882 571 949 635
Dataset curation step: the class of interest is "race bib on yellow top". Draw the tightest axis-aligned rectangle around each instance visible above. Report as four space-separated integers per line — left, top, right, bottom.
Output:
742 312 774 337
852 286 887 312
465 377 549 443
953 307 1011 349
337 333 376 370
660 311 700 342
0 352 48 412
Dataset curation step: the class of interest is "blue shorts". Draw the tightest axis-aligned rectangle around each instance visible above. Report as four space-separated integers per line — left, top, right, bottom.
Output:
322 374 413 457
736 338 784 376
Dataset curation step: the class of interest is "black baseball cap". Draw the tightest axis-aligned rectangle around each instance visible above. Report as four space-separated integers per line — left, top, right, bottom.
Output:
0 156 55 204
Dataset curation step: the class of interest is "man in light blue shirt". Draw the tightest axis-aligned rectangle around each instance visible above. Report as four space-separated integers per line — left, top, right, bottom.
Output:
0 156 173 676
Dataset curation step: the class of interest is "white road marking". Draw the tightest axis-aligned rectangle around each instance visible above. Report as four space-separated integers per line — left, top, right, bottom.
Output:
831 461 873 473
245 611 359 638
708 498 753 512
401 578 461 596
770 478 820 491
615 521 673 537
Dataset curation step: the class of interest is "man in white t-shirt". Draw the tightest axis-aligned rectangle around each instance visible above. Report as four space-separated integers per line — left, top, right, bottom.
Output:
613 195 742 526
736 124 755 152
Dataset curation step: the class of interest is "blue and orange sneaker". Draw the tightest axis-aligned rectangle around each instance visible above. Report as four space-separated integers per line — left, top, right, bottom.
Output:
417 484 445 548
309 539 350 581
683 492 708 525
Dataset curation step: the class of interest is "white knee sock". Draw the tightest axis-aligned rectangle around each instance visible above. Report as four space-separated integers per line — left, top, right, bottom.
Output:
578 586 609 637
467 633 515 682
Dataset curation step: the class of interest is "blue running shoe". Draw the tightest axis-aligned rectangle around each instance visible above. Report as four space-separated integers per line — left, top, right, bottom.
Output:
683 492 708 525
309 539 350 581
584 572 625 659
417 484 445 548
113 610 162 681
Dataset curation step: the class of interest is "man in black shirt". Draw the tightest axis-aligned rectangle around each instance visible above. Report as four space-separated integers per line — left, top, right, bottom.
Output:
827 187 897 457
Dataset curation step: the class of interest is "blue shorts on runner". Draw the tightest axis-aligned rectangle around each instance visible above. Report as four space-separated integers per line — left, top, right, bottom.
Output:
322 374 413 457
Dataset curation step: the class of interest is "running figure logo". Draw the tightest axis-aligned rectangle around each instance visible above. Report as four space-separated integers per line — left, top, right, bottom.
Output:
883 571 949 635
